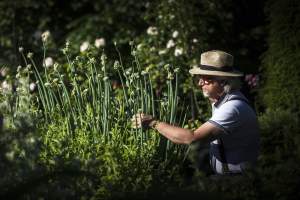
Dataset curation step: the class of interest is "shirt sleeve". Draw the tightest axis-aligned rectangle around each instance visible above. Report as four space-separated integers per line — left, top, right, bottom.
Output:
208 101 241 134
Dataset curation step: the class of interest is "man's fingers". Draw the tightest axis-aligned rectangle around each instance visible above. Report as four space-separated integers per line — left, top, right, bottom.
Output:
131 113 153 129
131 113 142 129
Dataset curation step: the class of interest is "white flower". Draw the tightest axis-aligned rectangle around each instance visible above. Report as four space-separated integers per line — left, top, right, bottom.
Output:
150 47 156 52
29 82 36 91
137 43 143 51
43 57 54 68
166 39 175 49
113 61 120 70
147 26 158 35
18 46 24 53
172 30 179 38
62 40 70 54
174 47 183 57
17 65 22 72
192 38 198 43
1 80 12 93
27 52 33 59
41 30 50 42
158 49 167 55
89 57 96 64
94 38 106 48
167 72 174 80
80 41 90 52
0 67 9 77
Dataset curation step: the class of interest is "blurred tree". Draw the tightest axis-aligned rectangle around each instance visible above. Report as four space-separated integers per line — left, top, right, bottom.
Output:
259 0 300 113
0 0 267 117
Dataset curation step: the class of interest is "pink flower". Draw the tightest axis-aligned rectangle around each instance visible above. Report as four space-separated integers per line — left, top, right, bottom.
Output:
245 74 259 88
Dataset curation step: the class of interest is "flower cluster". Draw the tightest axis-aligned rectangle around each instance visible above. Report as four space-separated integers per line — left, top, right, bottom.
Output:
245 74 259 88
95 38 106 48
43 57 54 68
41 30 50 43
146 26 158 36
80 41 90 52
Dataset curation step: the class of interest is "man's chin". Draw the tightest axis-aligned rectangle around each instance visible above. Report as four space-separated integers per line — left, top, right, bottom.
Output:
202 92 210 98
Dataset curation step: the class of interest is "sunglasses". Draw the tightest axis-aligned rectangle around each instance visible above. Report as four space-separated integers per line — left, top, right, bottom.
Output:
193 76 218 86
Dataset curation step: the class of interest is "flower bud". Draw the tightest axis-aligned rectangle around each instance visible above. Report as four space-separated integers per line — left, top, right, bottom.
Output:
113 60 120 70
27 52 33 59
41 30 50 42
29 82 36 91
18 47 24 53
103 76 109 81
95 38 106 48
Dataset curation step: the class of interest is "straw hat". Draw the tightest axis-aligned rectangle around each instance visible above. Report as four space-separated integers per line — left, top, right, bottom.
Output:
189 50 243 77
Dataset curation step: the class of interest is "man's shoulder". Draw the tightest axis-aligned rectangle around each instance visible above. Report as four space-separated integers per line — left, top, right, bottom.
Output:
224 91 251 108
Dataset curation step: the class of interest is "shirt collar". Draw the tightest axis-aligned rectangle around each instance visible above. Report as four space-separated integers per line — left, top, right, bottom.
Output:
213 92 229 108
213 90 245 108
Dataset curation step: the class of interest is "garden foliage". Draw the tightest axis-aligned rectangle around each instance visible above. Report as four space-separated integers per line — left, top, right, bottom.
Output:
1 0 300 199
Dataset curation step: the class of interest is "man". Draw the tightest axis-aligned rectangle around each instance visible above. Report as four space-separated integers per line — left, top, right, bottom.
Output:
131 50 260 175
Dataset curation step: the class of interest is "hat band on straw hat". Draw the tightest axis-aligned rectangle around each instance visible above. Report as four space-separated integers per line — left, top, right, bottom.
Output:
200 65 234 72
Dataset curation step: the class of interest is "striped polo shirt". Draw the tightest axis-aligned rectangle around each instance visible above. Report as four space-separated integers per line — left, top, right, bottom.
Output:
208 91 260 174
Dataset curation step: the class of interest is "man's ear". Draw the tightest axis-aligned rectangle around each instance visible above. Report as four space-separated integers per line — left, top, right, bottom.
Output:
220 80 227 86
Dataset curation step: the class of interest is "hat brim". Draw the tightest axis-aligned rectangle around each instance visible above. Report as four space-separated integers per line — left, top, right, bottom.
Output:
189 67 243 77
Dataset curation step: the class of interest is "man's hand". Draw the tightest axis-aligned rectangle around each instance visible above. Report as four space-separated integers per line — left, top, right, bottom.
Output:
131 113 155 129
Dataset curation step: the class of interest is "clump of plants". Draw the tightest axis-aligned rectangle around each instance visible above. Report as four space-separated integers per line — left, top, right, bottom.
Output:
0 33 195 198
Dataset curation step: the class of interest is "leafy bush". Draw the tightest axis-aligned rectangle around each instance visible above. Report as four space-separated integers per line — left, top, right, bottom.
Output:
259 0 300 114
257 108 300 200
0 40 192 198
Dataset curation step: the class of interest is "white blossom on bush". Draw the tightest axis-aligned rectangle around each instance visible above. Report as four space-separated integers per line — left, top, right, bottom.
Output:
95 38 106 48
43 57 54 68
174 47 183 57
80 41 90 52
0 67 9 77
172 30 179 38
192 38 198 43
1 80 12 93
137 43 143 51
150 47 156 52
166 39 175 49
27 52 33 59
147 26 158 35
18 46 24 53
158 49 167 55
29 82 36 91
41 30 50 42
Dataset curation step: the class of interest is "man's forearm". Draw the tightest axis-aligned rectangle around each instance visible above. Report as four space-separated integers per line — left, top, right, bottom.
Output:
154 121 194 144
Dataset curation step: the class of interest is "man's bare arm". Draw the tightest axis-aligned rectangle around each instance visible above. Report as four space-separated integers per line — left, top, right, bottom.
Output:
154 121 223 144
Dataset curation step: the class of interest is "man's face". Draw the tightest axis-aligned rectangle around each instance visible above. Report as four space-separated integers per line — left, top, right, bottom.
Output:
195 75 224 99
